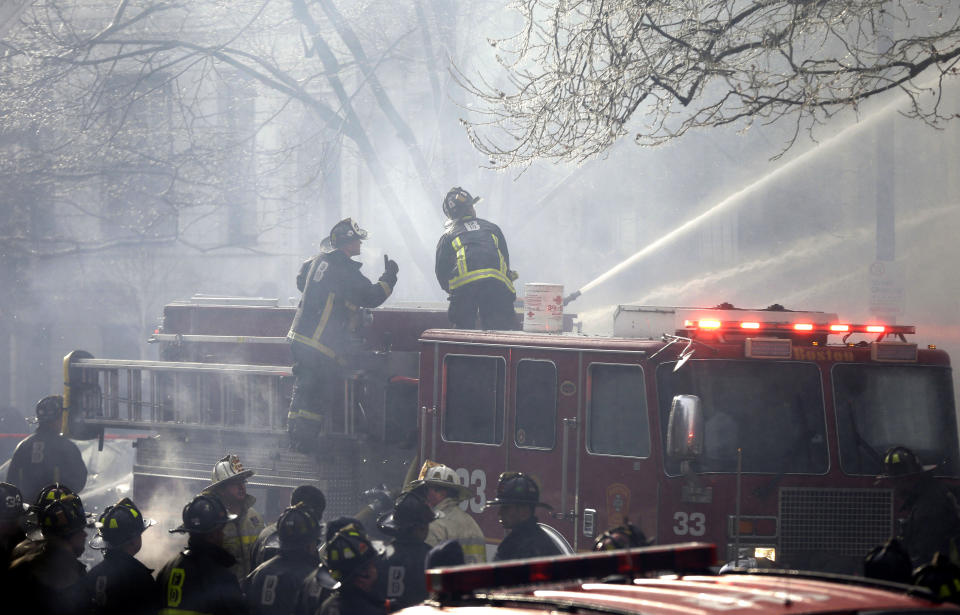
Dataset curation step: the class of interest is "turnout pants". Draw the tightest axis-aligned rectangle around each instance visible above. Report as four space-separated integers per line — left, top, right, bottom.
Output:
448 279 518 331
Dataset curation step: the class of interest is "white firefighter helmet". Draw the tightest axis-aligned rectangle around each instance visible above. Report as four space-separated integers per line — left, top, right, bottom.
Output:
208 454 255 490
406 460 471 502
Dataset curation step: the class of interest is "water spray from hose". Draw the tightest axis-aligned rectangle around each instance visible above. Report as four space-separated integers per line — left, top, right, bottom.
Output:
561 95 903 309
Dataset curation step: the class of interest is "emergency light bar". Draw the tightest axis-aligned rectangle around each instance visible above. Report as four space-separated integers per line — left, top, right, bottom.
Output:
425 542 715 599
681 320 914 336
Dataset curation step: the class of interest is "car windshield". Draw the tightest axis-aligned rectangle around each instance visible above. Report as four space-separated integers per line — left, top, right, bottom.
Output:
833 364 959 477
658 360 828 475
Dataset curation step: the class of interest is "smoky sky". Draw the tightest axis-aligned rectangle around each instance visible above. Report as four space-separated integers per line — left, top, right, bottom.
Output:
2 0 959 414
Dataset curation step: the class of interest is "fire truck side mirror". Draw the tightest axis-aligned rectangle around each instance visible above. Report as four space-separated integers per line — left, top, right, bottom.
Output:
666 395 704 460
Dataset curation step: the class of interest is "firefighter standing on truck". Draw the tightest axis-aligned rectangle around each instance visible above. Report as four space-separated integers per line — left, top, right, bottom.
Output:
287 218 398 450
406 460 487 563
485 471 561 562
203 454 264 580
6 394 87 503
435 187 518 330
157 494 247 615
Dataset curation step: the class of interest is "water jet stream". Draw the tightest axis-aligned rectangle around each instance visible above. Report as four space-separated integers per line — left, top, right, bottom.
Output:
570 94 914 304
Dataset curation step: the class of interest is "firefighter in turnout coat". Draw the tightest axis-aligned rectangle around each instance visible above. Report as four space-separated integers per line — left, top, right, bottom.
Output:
203 454 264 580
243 504 321 615
86 497 159 615
405 460 487 564
486 471 561 562
156 494 247 615
287 218 398 449
375 491 435 611
435 187 518 330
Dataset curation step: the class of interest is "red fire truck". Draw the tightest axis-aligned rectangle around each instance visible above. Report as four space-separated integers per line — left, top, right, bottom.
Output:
399 542 959 615
415 304 959 572
60 298 958 573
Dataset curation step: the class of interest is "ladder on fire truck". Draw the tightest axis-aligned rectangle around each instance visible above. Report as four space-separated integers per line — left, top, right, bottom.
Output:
62 350 366 439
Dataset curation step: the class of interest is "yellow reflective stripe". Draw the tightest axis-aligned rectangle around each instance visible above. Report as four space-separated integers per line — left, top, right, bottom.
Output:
452 237 467 276
222 535 259 545
448 268 516 293
312 293 335 344
286 331 338 360
491 233 508 276
461 543 486 561
378 280 393 296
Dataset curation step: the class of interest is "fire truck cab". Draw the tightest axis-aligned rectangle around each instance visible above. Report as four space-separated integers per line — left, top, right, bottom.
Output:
417 304 959 571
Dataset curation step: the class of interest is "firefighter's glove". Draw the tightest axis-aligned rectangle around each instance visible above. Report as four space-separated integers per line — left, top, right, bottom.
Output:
507 270 519 282
381 255 399 288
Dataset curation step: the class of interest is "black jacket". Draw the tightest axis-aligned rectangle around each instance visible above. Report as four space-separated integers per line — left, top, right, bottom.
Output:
87 549 158 615
7 428 88 502
319 584 386 615
493 516 561 562
288 250 394 362
156 540 247 615
7 539 89 615
243 550 319 615
435 216 514 295
375 535 431 611
902 477 960 565
293 563 339 615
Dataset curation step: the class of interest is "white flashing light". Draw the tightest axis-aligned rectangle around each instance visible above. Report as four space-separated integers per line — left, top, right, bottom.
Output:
740 322 760 329
793 323 814 331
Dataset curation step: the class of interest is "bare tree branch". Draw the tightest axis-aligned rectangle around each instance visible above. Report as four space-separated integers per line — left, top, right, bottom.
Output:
459 0 960 167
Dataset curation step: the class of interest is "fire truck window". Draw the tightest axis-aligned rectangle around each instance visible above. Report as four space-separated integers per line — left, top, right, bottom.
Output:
515 360 557 449
587 364 649 457
657 360 828 475
443 355 505 445
834 364 958 477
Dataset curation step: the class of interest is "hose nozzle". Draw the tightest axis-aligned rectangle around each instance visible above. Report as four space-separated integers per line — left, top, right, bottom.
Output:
562 290 581 306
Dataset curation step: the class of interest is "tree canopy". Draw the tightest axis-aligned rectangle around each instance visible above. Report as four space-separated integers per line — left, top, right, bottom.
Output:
458 0 960 167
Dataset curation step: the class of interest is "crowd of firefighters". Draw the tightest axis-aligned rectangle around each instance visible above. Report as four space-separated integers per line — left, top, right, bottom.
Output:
2 187 960 610
0 443 595 615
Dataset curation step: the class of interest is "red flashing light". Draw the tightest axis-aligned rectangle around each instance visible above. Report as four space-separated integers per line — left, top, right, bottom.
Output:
740 322 760 329
698 319 721 330
425 543 716 598
793 323 814 331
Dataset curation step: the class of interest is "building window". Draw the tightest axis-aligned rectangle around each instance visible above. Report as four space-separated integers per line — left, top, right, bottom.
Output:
587 363 649 457
443 355 505 445
515 360 557 449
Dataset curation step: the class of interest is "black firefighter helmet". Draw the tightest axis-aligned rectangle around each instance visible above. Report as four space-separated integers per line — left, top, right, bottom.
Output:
442 187 480 220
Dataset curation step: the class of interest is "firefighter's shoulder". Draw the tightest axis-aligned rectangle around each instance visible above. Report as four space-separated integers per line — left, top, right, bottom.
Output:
394 543 960 615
